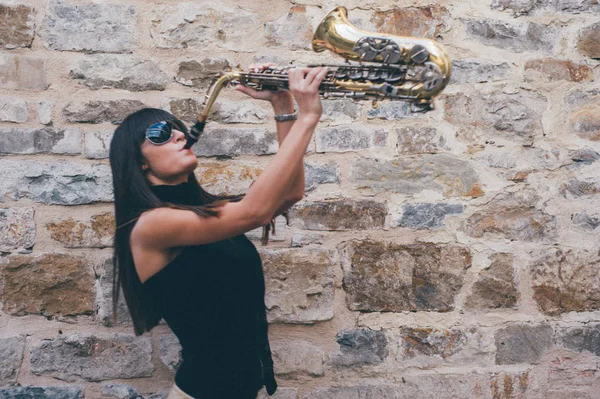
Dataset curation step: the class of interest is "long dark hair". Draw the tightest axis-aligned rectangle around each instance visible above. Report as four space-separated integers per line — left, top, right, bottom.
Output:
109 108 251 335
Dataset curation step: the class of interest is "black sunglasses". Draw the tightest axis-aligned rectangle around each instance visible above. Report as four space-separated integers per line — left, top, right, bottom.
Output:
145 119 189 145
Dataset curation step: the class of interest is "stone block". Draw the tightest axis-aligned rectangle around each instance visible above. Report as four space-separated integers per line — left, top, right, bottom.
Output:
210 101 269 124
321 100 362 123
524 58 593 82
195 161 263 196
304 162 340 191
150 3 258 51
495 324 554 364
194 128 277 157
340 240 471 312
265 6 314 50
465 19 555 53
0 159 113 205
578 22 600 59
444 91 547 145
70 55 169 91
95 257 131 326
175 58 230 91
63 100 147 125
315 126 387 153
289 199 386 231
2 253 95 317
366 102 411 120
0 336 26 386
398 327 466 360
560 178 600 198
0 207 35 254
465 253 518 310
30 334 153 381
0 97 28 123
159 332 182 374
350 155 483 197
290 231 325 248
0 128 81 155
395 203 464 229
328 328 388 367
0 386 84 399
260 248 334 324
39 0 136 53
572 212 600 230
531 248 600 315
396 126 446 154
0 4 35 48
450 60 510 84
558 326 600 356
84 131 113 159
37 100 53 125
271 340 324 378
371 6 450 39
0 54 48 90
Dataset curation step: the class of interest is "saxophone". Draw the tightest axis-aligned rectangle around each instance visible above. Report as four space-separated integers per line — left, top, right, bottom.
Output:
184 6 452 149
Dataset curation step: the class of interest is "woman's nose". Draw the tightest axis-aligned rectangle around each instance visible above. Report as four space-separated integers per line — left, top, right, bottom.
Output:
173 129 186 142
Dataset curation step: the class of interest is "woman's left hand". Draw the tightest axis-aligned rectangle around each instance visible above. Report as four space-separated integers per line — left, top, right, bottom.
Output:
235 63 294 113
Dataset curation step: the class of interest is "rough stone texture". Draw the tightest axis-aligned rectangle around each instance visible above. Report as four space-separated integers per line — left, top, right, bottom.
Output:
558 326 600 357
304 162 340 191
450 60 510 84
396 126 446 154
366 102 411 120
315 126 387 153
495 324 554 364
399 327 466 360
569 148 600 165
531 248 600 315
0 336 26 386
265 6 314 50
63 100 147 125
340 240 471 312
257 388 297 399
494 0 600 14
395 203 464 229
0 207 36 254
572 212 600 230
567 90 600 142
491 0 538 15
0 97 28 123
95 257 132 326
578 22 600 59
47 213 114 248
194 128 277 157
0 386 84 399
289 200 387 231
0 160 113 205
524 58 593 82
560 178 600 198
38 100 54 125
175 58 231 91
210 101 269 124
70 55 169 91
150 3 258 51
0 128 81 155
465 19 555 53
271 340 324 378
1 253 95 317
328 328 388 367
84 131 113 159
290 231 325 247
0 4 35 49
371 6 450 39
39 0 136 53
350 155 483 197
260 248 334 324
195 161 263 196
30 334 153 381
159 333 182 374
0 54 48 91
543 352 600 399
100 382 146 399
444 91 547 145
321 100 362 124
169 98 202 123
465 253 518 310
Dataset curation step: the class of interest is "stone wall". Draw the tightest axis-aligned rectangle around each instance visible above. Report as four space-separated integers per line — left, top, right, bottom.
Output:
0 0 599 398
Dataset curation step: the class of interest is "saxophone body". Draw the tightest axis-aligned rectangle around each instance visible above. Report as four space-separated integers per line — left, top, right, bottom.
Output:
185 6 452 147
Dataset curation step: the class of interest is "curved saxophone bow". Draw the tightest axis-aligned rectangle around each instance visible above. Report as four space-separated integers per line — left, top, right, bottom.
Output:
184 6 452 149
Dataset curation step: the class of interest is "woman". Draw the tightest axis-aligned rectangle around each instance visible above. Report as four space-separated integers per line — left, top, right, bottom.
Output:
108 65 328 399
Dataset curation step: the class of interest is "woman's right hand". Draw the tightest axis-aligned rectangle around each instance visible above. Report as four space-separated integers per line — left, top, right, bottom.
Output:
287 66 328 124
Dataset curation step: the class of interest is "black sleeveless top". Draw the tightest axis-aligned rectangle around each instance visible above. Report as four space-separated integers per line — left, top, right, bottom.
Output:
142 183 277 398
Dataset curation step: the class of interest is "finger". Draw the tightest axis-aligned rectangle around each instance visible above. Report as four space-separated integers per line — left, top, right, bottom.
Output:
303 67 322 86
308 67 328 90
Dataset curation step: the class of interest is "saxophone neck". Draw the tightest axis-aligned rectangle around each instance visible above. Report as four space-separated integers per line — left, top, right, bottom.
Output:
199 71 242 120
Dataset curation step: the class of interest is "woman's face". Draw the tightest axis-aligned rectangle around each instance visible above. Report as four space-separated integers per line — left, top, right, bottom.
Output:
140 126 198 185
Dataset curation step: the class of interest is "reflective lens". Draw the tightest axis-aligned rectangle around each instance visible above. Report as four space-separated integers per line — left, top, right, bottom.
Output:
145 120 188 145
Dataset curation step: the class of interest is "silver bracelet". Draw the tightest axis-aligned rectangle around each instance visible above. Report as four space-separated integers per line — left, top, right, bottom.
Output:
274 111 297 122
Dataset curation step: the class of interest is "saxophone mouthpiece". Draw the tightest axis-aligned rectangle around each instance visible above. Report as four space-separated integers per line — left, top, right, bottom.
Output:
184 120 206 149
